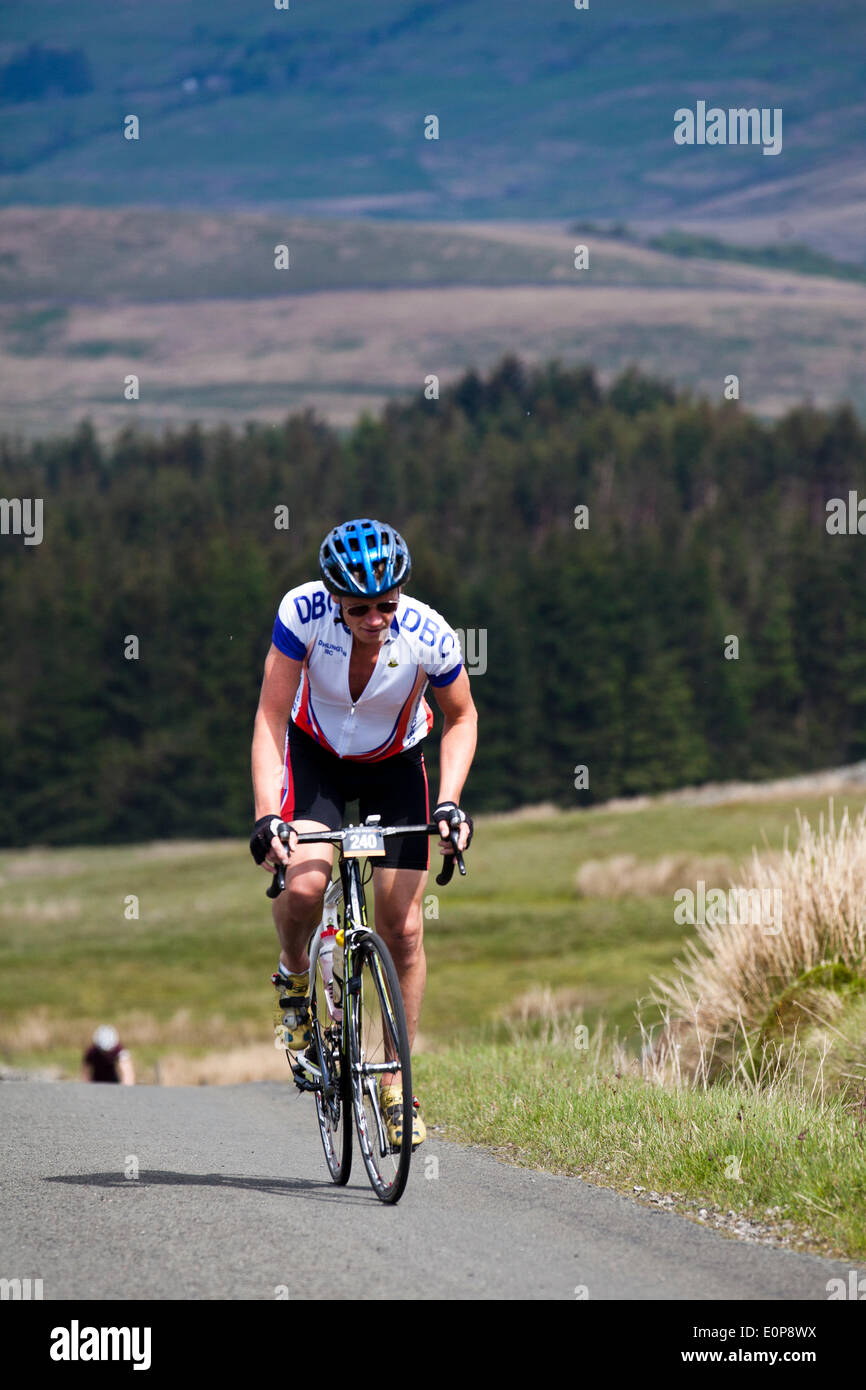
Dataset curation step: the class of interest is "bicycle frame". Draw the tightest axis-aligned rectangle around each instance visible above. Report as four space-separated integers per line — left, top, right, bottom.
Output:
269 814 466 1198
293 845 401 1101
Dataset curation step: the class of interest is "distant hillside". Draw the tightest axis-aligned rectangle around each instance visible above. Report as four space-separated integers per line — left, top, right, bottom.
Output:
2 208 866 440
0 0 863 249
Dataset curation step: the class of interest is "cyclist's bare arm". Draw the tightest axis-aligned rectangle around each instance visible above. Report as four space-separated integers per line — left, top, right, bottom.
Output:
252 643 304 867
431 667 477 853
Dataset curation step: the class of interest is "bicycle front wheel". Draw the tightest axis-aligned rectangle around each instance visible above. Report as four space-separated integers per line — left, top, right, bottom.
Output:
346 933 413 1204
310 946 352 1185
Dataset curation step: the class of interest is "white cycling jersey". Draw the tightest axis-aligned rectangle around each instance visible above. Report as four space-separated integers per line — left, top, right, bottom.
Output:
271 581 462 760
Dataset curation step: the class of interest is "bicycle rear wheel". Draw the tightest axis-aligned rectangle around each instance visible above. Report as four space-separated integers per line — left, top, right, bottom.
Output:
310 945 351 1185
346 932 413 1204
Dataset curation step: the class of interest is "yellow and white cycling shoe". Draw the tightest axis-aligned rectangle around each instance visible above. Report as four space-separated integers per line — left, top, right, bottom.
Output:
272 969 311 1051
379 1085 426 1149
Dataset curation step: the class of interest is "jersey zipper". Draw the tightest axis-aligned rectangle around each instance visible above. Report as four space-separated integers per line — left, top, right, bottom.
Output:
338 702 356 758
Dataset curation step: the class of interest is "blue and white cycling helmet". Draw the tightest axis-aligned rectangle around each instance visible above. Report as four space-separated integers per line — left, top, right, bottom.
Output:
319 518 412 597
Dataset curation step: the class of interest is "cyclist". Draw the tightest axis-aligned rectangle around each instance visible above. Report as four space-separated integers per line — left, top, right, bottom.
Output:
250 518 476 1148
81 1025 135 1085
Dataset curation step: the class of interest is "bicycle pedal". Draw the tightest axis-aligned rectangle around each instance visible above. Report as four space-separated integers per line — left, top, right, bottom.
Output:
290 1060 318 1094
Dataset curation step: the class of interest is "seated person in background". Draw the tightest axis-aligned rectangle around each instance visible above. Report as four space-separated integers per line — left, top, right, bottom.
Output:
81 1025 135 1085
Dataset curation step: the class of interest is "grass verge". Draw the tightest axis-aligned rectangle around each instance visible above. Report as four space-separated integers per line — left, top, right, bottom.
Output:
414 1030 866 1261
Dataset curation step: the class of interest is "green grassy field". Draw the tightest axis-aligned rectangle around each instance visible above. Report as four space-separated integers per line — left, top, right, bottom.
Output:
5 787 866 1255
4 790 865 1074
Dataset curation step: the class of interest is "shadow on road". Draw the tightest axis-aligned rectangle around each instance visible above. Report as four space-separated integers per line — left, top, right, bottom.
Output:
45 1170 373 1203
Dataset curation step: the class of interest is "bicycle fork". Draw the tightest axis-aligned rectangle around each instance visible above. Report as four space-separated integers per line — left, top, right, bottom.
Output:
346 948 405 1156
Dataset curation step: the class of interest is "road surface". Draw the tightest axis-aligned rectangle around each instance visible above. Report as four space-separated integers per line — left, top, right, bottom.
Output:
0 1080 853 1301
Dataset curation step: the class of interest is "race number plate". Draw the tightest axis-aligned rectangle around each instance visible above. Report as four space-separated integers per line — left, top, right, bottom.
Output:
343 827 386 857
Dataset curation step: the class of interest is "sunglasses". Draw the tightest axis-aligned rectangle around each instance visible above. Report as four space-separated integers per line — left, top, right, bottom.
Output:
343 600 399 617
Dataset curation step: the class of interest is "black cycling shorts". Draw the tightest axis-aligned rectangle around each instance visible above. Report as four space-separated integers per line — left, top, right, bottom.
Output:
279 720 430 871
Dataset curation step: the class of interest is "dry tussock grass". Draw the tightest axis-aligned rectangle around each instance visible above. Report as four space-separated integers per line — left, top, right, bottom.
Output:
0 852 83 881
1 1004 435 1088
0 1009 57 1052
478 802 559 825
599 761 866 814
157 1044 293 1085
647 804 866 1086
157 1029 433 1085
500 989 615 1069
576 852 742 898
502 984 589 1023
128 840 236 862
0 1008 264 1054
0 897 82 921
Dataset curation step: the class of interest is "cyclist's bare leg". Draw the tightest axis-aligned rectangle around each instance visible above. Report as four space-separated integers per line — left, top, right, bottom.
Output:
270 820 334 974
371 866 427 1048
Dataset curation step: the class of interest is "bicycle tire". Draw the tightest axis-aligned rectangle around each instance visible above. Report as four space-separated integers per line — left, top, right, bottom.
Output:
346 932 413 1204
310 943 352 1185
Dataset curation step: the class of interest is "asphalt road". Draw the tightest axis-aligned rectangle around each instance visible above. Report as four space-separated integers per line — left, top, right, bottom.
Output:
0 1080 853 1301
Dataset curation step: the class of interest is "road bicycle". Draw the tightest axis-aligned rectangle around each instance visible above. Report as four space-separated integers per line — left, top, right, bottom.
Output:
266 815 466 1204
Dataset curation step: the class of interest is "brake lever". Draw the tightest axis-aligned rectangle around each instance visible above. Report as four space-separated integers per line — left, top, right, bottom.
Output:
266 866 286 899
435 826 466 886
265 823 292 898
